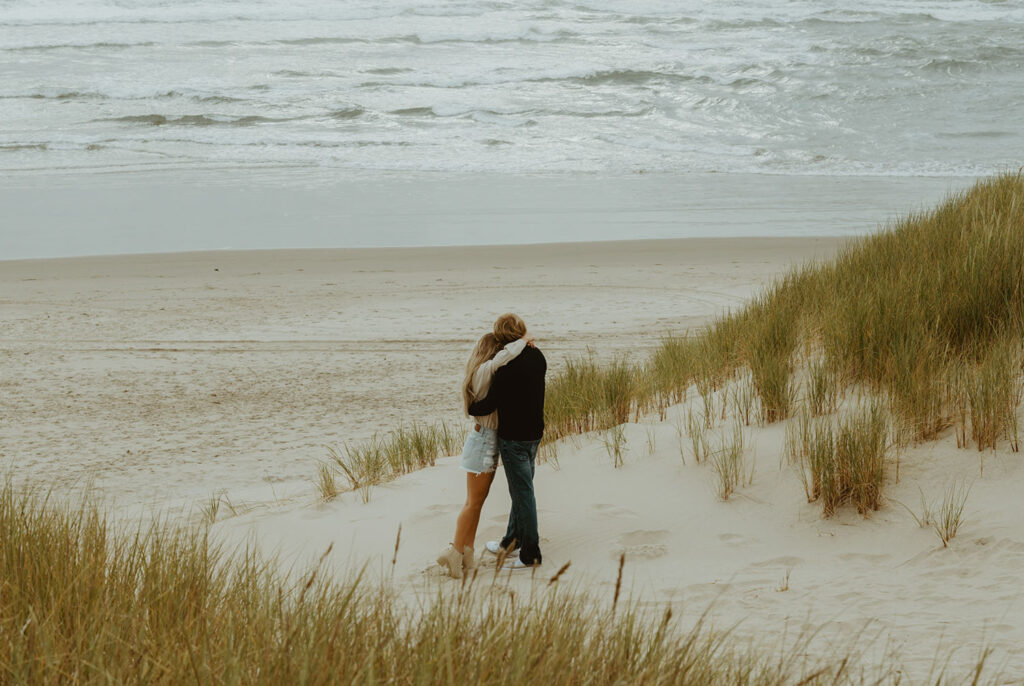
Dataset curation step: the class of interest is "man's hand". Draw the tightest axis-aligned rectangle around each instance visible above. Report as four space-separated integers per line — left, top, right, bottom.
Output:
525 335 536 348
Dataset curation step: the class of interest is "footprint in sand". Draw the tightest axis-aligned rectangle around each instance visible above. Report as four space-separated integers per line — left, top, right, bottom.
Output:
592 503 638 519
718 533 754 545
680 581 734 603
998 538 1024 553
838 552 890 563
612 529 669 560
421 503 459 517
748 555 803 569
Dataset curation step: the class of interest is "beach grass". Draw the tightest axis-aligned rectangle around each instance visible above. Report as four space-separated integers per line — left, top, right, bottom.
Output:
601 424 627 468
0 480 999 684
807 358 839 417
710 421 751 500
933 480 971 547
320 421 467 499
786 401 890 517
686 406 710 464
655 173 1023 445
964 341 1022 452
892 487 937 529
543 173 1023 514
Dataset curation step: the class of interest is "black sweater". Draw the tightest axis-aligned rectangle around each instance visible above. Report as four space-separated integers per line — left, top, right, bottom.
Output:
468 346 546 441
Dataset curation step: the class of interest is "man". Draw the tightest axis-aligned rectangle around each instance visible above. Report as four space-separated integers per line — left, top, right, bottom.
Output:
467 313 546 570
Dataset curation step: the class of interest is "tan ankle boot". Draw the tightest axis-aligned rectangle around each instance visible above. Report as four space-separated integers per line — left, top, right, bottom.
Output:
436 544 463 579
462 545 476 572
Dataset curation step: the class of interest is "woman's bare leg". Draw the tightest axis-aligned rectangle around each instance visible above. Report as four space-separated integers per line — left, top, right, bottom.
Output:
453 471 496 551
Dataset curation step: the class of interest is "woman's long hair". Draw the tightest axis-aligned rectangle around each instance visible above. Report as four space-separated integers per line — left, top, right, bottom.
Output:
463 333 501 416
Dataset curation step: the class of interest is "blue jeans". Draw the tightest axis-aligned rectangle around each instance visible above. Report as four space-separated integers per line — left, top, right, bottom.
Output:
498 438 542 565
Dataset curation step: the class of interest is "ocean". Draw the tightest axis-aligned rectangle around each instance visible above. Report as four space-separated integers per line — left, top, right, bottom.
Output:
1 0 1020 257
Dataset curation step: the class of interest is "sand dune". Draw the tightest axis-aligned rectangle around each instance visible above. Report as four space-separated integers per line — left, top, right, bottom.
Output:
217 392 1024 679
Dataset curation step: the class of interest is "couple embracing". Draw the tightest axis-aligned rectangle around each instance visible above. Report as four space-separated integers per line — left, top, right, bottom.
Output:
437 313 546 577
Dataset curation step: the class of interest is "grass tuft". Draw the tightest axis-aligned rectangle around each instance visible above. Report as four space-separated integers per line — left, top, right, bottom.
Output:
966 341 1023 452
934 481 971 547
789 401 890 517
601 425 627 468
320 421 467 498
710 422 751 500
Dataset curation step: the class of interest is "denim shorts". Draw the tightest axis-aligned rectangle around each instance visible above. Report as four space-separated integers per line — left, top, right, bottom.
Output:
460 425 499 475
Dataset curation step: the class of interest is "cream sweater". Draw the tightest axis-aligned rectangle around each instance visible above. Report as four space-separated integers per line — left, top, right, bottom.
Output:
469 338 527 430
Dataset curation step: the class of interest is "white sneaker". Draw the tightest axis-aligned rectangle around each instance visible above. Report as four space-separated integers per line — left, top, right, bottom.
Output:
501 557 539 572
485 540 519 556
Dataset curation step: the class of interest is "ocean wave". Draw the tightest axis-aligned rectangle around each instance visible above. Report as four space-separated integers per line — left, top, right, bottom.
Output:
938 130 1016 139
702 17 784 30
102 114 299 127
529 69 700 87
811 10 941 24
275 36 370 46
100 109 365 127
623 15 698 25
2 41 156 52
0 90 106 100
0 143 48 152
387 105 652 119
365 67 414 75
577 69 691 86
329 108 366 120
0 89 254 104
921 58 982 72
122 138 415 149
192 95 249 104
361 68 709 91
389 107 436 116
269 30 577 46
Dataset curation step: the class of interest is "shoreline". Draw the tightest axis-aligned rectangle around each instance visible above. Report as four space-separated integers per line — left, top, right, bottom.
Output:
0 235 842 267
0 170 973 260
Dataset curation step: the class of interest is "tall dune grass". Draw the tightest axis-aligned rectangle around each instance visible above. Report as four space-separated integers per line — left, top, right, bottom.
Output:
786 402 891 517
807 174 1024 439
964 341 1023 452
638 173 1024 444
6 481 996 684
710 422 751 500
547 174 1021 514
544 354 640 442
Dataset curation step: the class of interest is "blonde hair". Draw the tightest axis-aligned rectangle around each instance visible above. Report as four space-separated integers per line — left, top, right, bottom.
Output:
493 313 527 345
463 333 502 415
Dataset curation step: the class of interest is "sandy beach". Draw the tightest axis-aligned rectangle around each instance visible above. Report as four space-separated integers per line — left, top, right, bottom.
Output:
4 234 1023 679
1 237 838 517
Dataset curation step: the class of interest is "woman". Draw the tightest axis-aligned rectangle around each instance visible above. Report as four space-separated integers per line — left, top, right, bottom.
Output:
436 332 531 578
